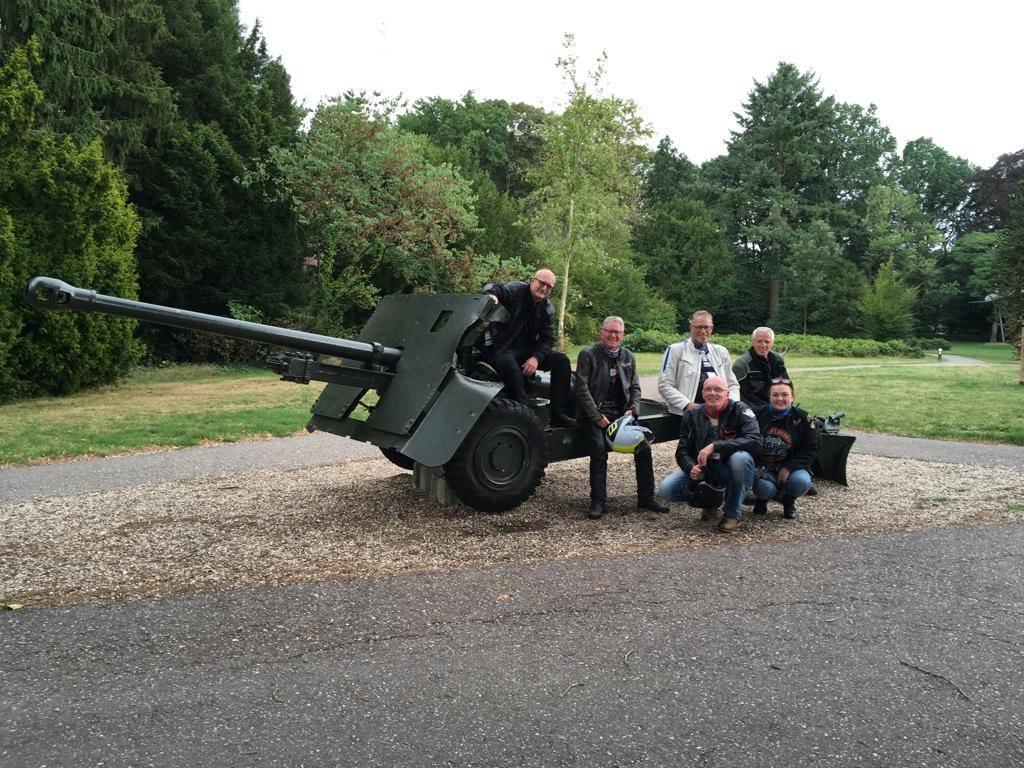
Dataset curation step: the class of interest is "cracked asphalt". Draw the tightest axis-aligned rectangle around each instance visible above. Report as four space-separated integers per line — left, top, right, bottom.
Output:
3 524 1022 767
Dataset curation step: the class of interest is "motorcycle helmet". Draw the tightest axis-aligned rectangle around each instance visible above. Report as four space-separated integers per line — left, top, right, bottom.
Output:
605 414 654 454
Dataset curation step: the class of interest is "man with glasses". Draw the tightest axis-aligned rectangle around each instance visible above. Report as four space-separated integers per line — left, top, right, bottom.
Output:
733 327 789 407
575 316 669 519
658 375 760 533
484 269 576 427
658 310 739 414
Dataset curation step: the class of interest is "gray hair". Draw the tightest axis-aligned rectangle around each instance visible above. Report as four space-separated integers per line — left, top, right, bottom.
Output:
751 327 775 341
602 316 625 331
690 310 713 323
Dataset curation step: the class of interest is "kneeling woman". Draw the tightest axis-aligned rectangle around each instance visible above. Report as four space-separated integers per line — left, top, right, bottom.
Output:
753 378 820 520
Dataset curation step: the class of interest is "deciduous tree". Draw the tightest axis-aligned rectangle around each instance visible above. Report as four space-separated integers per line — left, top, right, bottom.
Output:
528 36 650 346
270 96 478 336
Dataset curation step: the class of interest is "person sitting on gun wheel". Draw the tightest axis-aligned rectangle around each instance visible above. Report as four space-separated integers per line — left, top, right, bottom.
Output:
483 269 576 427
574 316 669 519
658 375 760 533
751 378 820 520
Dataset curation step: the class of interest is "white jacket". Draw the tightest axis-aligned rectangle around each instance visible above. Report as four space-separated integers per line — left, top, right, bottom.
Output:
658 338 740 414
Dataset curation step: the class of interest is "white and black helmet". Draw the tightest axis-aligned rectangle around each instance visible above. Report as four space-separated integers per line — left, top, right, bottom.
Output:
605 414 654 454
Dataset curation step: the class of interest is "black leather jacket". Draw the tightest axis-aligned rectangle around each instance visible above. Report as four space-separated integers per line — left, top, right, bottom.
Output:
733 348 788 407
574 344 640 423
483 281 555 364
674 400 761 474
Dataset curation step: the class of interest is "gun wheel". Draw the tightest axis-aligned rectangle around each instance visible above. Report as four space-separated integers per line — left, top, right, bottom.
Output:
444 398 548 513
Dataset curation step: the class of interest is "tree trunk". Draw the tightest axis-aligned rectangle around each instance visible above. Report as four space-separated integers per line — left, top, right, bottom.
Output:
768 277 780 323
991 319 1000 344
557 197 574 351
1019 322 1023 386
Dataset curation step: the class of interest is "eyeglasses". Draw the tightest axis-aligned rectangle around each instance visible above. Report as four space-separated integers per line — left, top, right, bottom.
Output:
703 386 726 394
532 278 554 292
601 328 624 336
770 378 792 385
692 324 713 331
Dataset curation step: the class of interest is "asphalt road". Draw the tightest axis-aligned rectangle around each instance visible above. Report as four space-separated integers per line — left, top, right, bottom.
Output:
3 523 1022 767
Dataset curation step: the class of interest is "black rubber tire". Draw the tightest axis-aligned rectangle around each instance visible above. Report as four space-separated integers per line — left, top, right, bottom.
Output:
444 398 548 512
380 446 416 471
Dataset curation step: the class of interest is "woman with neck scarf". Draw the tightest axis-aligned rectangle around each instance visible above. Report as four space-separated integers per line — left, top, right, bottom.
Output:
752 378 821 520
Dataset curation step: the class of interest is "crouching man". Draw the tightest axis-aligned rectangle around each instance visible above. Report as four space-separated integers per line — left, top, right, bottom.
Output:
575 316 669 520
752 377 820 520
658 375 760 533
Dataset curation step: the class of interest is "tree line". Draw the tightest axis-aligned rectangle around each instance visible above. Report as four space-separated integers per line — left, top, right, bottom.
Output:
0 6 1021 402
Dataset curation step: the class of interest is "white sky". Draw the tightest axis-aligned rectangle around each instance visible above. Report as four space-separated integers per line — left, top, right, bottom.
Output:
236 0 1022 170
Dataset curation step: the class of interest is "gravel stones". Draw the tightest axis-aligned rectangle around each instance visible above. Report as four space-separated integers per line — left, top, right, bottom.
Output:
2 445 1021 607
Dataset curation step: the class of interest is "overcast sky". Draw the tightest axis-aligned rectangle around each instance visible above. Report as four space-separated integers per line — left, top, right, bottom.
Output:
236 0 1021 170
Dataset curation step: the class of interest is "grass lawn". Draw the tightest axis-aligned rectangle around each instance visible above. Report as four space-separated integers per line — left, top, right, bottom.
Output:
944 341 1018 364
794 363 1024 444
1 365 324 465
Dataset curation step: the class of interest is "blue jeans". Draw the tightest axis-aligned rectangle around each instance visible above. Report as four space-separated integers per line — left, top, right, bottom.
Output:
753 468 812 500
659 451 755 519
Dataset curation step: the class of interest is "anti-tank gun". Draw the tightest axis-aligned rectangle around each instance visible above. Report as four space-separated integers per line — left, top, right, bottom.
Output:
25 277 677 511
25 277 856 509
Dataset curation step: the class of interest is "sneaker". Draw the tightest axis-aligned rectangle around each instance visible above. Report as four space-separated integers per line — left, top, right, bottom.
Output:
752 500 768 515
718 515 740 533
700 508 719 523
782 497 797 520
638 498 670 514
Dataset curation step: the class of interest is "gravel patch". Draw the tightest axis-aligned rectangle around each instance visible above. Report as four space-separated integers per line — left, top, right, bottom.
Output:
2 445 1021 607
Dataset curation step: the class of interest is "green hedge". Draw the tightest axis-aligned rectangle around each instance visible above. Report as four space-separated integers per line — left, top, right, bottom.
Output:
627 329 924 358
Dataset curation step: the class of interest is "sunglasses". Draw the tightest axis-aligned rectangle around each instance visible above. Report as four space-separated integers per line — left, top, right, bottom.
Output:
770 378 792 385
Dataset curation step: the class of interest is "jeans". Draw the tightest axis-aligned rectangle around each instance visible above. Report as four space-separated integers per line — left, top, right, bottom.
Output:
753 468 812 500
659 451 755 519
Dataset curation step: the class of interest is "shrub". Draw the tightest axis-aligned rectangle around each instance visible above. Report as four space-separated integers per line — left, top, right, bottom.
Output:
631 330 924 358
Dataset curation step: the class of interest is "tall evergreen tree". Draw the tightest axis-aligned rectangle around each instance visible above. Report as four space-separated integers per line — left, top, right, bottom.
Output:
713 63 838 320
127 2 305 355
0 44 141 401
0 0 175 163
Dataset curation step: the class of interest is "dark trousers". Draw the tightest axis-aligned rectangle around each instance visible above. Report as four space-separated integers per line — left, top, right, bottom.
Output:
585 415 656 504
487 348 573 417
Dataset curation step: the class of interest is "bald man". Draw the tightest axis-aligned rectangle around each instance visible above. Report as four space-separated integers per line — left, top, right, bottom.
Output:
658 375 760 533
484 269 575 427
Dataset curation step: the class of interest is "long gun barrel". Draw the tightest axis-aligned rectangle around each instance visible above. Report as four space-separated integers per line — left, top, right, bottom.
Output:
26 276 402 366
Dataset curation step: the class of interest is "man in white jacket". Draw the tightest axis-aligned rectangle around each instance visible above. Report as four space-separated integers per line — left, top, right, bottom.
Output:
658 310 740 414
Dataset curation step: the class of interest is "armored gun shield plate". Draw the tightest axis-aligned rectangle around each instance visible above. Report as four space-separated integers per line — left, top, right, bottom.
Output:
311 294 496 436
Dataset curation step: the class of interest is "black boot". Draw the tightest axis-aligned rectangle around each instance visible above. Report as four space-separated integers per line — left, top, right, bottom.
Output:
550 412 577 428
587 500 606 519
752 499 768 515
638 497 670 513
782 496 797 519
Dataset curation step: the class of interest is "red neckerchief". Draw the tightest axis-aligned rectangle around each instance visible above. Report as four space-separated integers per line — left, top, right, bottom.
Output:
704 401 726 420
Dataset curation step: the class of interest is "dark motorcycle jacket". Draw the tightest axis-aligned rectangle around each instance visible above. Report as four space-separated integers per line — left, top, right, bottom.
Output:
675 400 761 474
482 280 555 365
754 404 820 473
